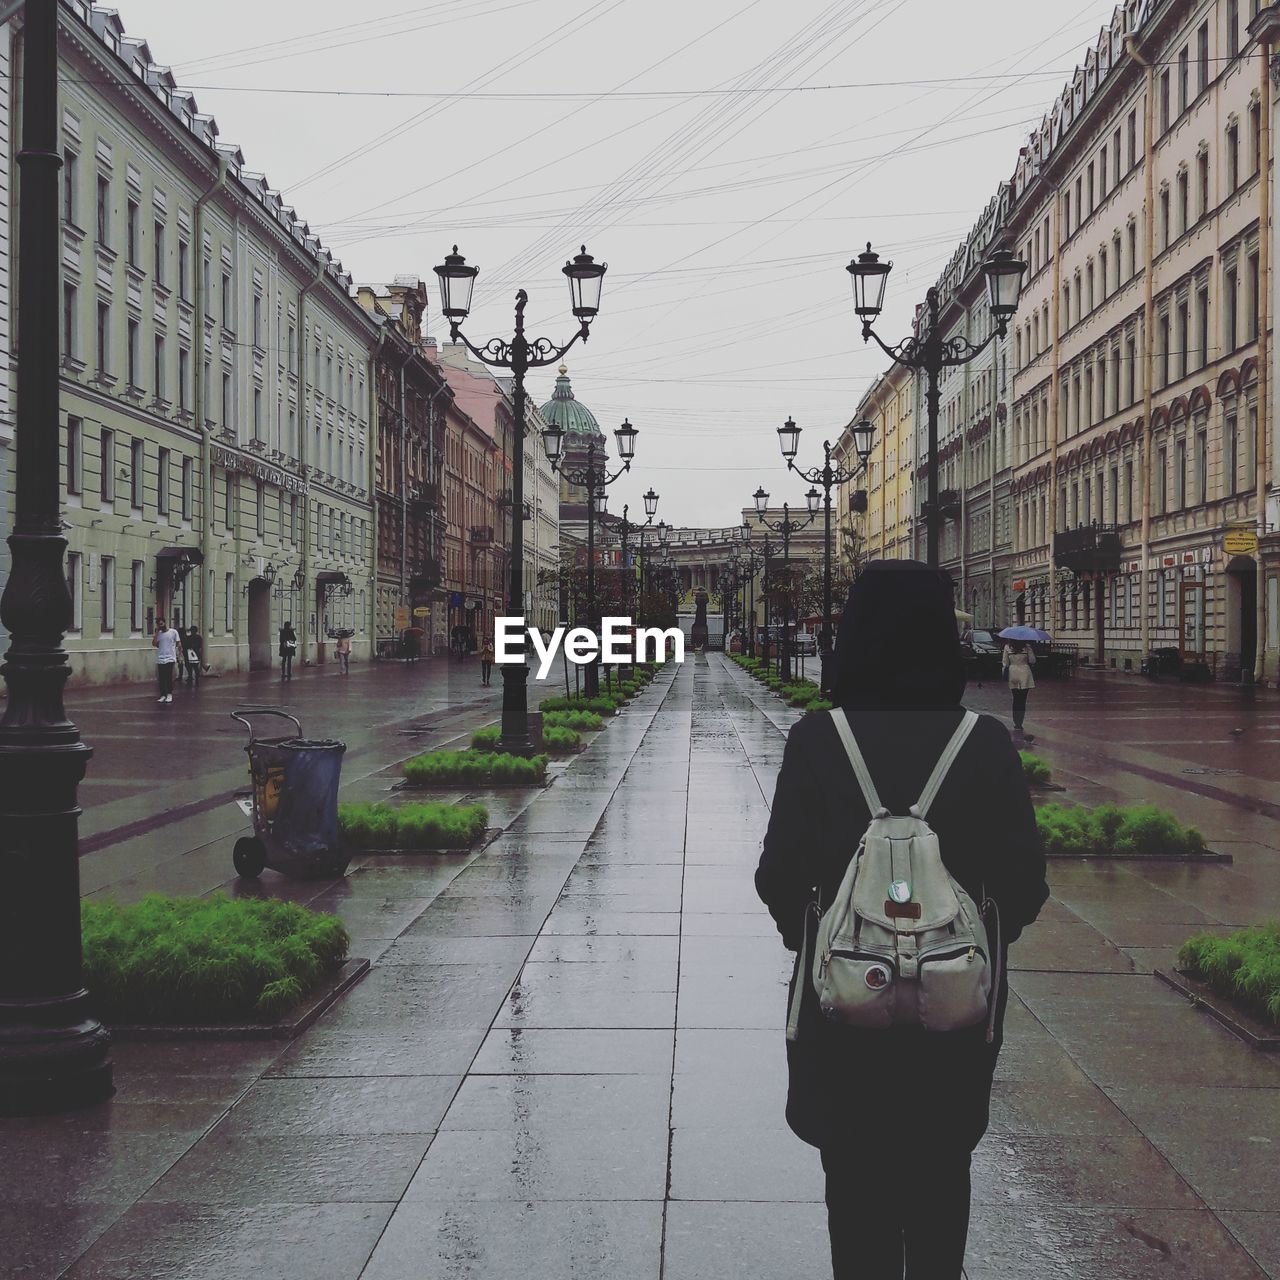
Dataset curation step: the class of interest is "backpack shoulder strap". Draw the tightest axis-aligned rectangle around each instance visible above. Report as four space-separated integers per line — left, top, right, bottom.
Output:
829 707 886 816
914 710 980 819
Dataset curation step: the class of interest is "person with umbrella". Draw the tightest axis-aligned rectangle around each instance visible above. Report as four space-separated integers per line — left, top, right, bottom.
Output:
998 625 1048 742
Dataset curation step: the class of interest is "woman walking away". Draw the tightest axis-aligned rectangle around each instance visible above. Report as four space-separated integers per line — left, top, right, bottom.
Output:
480 639 495 687
336 632 352 675
756 561 1048 1280
1002 640 1036 742
184 625 204 687
279 621 297 680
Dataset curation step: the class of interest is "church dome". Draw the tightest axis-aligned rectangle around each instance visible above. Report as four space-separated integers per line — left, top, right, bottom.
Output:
539 366 603 440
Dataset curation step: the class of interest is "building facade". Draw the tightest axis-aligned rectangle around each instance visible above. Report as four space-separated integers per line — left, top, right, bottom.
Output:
17 0 378 687
843 360 915 568
1008 0 1273 678
356 280 451 655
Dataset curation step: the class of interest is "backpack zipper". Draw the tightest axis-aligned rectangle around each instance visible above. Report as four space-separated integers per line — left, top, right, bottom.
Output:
918 944 987 968
823 947 896 975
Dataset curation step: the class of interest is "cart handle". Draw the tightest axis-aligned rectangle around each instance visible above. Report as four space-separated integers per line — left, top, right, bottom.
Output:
231 706 302 742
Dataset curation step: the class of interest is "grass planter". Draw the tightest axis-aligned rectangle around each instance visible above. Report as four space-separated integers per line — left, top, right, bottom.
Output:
339 800 489 850
82 894 352 1030
1035 802 1223 860
540 695 622 716
543 709 605 732
542 725 582 755
1020 751 1054 788
403 749 548 788
1155 924 1280 1048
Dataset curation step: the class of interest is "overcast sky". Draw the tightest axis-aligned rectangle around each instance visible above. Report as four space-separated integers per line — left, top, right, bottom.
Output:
117 0 1111 528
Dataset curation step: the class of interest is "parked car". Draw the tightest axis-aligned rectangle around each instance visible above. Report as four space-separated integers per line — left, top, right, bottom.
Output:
960 627 1003 679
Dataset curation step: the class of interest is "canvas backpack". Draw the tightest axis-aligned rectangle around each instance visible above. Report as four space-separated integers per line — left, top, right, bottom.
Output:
786 707 1001 1044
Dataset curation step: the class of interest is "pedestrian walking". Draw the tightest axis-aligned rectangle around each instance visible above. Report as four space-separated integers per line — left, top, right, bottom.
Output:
152 616 180 703
184 625 204 688
1002 640 1036 741
336 632 351 675
279 621 297 680
480 640 494 686
756 560 1048 1280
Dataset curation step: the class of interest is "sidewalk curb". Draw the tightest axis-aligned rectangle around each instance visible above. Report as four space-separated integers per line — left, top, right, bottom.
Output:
104 957 370 1042
1154 967 1280 1051
1044 850 1233 863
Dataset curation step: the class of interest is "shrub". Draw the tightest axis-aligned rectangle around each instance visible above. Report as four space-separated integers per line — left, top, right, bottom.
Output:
1178 923 1280 1026
542 725 582 754
81 893 349 1024
540 695 620 715
542 709 604 732
403 749 548 787
339 800 488 850
471 725 501 750
802 698 834 714
1035 802 1206 857
1020 752 1052 786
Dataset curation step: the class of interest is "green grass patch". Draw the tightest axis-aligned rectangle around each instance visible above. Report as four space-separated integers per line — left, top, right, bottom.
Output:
801 698 834 714
540 695 621 715
1178 924 1280 1026
1020 752 1052 786
339 800 488 850
542 709 604 732
542 725 582 754
403 749 548 787
1035 802 1206 858
471 725 501 750
82 893 350 1024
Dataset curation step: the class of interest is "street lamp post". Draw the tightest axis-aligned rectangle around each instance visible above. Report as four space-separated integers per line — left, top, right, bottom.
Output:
778 417 875 691
752 486 817 682
434 244 607 752
0 0 114 1114
846 242 1026 568
545 425 637 696
738 524 764 658
614 486 657 615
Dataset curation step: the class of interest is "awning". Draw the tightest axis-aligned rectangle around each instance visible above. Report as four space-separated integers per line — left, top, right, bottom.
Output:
315 570 349 586
156 546 204 565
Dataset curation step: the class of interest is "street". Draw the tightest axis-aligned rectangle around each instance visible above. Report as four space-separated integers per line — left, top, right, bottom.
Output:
3 656 1278 1278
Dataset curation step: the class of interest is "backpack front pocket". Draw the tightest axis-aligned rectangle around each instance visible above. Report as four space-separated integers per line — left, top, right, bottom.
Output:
815 948 897 1029
916 944 990 1032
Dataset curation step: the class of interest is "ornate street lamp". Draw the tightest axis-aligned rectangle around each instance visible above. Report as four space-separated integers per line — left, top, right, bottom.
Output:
643 487 659 519
752 491 815 681
781 418 876 691
545 425 636 695
0 0 113 1112
434 242 607 752
846 240 1025 567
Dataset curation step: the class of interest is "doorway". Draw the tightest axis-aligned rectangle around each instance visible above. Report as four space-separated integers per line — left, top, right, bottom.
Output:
1224 557 1257 680
247 578 271 671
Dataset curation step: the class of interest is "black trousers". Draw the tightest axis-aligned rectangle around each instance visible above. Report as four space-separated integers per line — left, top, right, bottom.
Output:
821 1147 971 1280
281 653 293 679
1011 687 1029 729
482 660 493 684
157 663 175 697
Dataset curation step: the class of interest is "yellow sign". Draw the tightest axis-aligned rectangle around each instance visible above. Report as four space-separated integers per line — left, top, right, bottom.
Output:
393 606 410 631
1222 527 1259 557
413 606 430 618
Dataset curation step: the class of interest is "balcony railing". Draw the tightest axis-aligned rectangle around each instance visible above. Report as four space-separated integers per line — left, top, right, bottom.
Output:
1054 523 1121 574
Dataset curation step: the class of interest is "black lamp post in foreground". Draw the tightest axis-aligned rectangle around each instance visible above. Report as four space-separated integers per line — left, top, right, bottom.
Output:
778 416 875 692
0 0 113 1114
846 243 1026 568
434 244 606 752
545 425 638 696
752 486 818 681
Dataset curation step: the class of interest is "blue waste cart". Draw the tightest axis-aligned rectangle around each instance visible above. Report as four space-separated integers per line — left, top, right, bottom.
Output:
230 707 348 879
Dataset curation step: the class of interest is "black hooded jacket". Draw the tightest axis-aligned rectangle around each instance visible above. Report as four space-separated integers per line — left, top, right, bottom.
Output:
755 561 1049 1151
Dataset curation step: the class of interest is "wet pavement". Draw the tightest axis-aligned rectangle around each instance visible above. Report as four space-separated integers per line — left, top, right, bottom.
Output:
5 654 1280 1277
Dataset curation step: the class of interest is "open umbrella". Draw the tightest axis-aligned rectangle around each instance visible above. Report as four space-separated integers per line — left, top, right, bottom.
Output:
998 625 1051 643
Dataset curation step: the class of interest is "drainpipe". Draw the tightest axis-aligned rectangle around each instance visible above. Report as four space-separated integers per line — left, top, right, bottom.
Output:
1255 33 1272 685
368 331 383 649
1049 176 1063 633
426 381 451 651
1126 29 1156 664
194 156 229 638
297 263 326 664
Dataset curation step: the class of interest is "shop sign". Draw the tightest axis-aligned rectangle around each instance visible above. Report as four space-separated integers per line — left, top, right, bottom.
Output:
393 606 410 631
413 606 430 618
1222 527 1259 557
212 443 309 494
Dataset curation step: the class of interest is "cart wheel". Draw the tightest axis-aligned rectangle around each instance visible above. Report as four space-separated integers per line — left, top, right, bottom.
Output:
233 836 267 879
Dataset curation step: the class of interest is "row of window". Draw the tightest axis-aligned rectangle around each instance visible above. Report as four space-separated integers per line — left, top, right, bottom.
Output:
66 417 195 519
